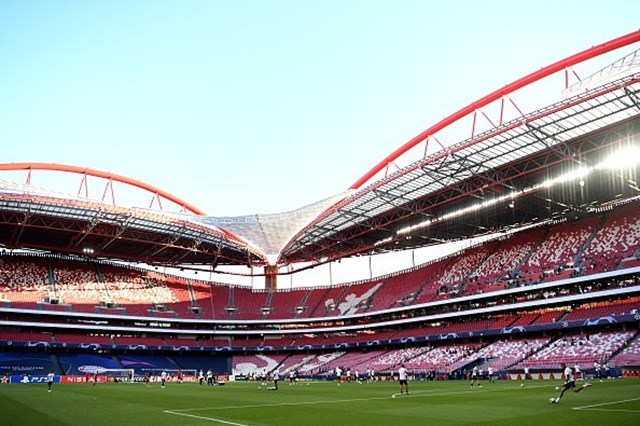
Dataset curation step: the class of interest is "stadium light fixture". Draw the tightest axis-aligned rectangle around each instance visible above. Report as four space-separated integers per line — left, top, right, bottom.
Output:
541 166 591 188
596 145 640 170
391 145 639 244
374 236 393 246
396 219 433 236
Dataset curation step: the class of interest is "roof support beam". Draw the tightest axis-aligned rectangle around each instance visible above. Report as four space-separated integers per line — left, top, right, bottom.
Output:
623 86 640 111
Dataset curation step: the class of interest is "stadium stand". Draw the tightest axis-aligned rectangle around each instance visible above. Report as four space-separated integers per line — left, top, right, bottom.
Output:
163 336 198 347
610 332 640 367
464 337 550 372
393 344 479 373
432 243 497 299
51 260 105 312
304 285 348 318
198 336 231 348
231 286 269 320
113 336 166 347
464 228 545 295
514 331 634 370
295 352 346 375
0 330 53 344
267 288 309 319
232 354 288 376
367 259 448 310
277 353 319 373
146 273 196 318
54 333 113 346
519 217 600 283
581 204 640 273
312 350 384 376
562 298 640 321
0 256 50 309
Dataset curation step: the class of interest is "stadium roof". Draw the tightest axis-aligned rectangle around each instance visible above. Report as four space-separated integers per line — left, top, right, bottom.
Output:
1 31 640 268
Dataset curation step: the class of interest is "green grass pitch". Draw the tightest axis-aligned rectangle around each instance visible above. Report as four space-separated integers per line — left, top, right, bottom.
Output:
1 379 639 425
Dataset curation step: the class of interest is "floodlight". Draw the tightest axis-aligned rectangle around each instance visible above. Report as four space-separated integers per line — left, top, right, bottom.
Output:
597 146 640 170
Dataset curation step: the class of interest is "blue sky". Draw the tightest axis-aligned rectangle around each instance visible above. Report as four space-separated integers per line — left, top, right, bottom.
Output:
1 0 639 217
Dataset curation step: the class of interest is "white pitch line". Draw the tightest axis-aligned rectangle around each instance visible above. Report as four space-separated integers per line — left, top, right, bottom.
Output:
167 383 551 413
390 383 550 399
167 396 392 413
573 397 640 411
164 410 249 426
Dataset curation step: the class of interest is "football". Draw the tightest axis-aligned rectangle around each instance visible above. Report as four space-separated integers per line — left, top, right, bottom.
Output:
555 386 560 391
549 398 556 404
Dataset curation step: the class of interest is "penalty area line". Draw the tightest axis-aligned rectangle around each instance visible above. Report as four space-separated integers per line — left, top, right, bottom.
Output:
164 410 249 426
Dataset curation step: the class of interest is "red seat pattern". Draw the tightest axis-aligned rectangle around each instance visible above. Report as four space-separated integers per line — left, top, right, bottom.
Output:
514 331 634 370
521 217 599 278
268 288 309 319
0 256 50 309
582 205 640 273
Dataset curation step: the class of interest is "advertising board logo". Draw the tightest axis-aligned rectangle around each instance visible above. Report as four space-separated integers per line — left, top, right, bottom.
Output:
502 326 526 334
439 333 459 340
78 344 102 350
584 316 616 326
78 365 108 374
26 341 50 348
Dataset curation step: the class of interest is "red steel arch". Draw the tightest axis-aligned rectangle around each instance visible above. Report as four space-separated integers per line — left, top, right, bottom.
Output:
0 162 206 216
351 28 640 190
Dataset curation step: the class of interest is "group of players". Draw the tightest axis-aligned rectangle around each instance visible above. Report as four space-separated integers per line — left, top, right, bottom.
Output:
393 361 596 403
334 366 377 384
468 365 496 388
42 361 598 405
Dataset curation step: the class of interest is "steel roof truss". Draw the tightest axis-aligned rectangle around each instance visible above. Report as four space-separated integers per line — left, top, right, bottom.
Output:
9 204 31 247
623 85 640 111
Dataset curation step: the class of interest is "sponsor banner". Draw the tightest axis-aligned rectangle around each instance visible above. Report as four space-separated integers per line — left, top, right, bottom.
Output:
9 375 61 384
61 375 109 384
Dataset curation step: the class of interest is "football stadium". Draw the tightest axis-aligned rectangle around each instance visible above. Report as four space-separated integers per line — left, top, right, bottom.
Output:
1 5 640 426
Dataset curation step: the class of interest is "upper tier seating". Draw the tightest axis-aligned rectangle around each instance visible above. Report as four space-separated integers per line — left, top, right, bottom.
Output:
520 217 599 280
268 288 309 319
230 286 269 320
1 203 639 321
0 256 50 308
367 259 449 311
305 286 349 318
582 205 640 273
463 228 545 295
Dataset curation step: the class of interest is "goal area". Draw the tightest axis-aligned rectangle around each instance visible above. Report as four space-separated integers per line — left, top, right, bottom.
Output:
101 368 136 382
